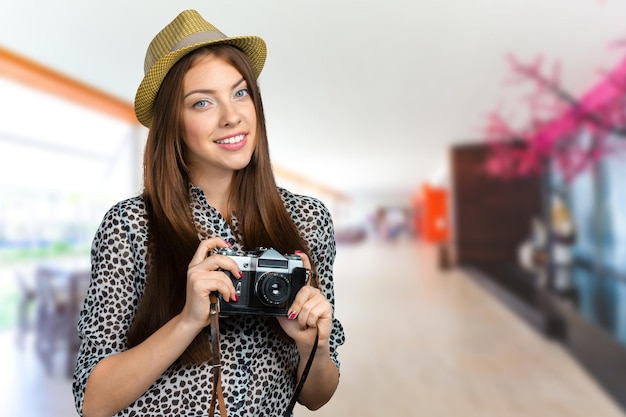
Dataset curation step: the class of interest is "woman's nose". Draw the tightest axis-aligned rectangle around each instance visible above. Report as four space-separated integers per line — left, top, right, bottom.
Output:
219 102 241 127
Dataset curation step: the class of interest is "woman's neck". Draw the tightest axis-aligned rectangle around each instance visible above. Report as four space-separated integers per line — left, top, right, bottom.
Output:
191 172 232 218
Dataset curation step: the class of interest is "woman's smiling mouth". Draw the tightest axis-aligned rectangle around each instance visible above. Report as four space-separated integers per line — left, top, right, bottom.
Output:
215 134 245 145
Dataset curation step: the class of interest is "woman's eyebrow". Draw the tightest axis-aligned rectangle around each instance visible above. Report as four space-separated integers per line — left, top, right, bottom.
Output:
184 78 246 99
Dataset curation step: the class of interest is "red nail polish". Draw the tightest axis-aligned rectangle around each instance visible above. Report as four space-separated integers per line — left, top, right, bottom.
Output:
294 250 303 254
238 271 244 278
231 293 239 302
288 310 298 320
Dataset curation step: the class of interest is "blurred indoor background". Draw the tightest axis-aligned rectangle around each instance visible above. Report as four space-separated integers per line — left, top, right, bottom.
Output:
1 1 626 416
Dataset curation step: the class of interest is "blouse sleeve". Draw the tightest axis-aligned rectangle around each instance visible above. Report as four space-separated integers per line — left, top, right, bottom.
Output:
295 194 346 372
72 200 146 415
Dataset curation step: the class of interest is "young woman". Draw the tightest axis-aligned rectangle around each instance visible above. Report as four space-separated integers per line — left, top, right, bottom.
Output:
73 9 344 417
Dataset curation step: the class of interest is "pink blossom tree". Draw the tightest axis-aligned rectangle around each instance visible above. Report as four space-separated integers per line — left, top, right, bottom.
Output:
483 43 626 183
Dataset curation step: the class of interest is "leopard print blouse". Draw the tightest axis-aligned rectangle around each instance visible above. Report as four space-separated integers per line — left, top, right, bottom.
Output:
72 185 345 416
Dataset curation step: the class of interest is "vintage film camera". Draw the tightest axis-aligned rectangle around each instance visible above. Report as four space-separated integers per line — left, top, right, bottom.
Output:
216 247 309 317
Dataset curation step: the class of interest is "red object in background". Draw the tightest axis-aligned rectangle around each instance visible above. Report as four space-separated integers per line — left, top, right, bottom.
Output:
418 184 449 243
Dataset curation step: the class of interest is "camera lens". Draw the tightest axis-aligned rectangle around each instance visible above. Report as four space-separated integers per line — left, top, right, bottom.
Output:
256 272 291 306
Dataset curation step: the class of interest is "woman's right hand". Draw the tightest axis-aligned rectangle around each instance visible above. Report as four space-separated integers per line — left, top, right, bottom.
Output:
182 238 242 331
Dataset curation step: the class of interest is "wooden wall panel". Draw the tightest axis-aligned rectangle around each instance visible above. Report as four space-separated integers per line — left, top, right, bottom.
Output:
450 143 543 266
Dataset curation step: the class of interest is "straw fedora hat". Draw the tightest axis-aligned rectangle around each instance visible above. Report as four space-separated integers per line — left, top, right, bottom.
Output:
134 9 267 127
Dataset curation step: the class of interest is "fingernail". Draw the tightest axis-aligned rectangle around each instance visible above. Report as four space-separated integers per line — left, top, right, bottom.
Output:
238 271 244 278
294 250 303 254
288 310 298 320
225 241 232 247
231 293 239 302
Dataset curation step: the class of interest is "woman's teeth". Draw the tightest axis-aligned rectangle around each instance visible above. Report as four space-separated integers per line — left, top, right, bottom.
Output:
216 134 244 144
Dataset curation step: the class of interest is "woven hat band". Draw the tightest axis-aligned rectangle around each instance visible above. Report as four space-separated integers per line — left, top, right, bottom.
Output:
171 30 228 52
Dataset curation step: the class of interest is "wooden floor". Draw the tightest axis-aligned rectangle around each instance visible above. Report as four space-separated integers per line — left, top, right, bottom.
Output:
297 239 626 417
1 238 624 416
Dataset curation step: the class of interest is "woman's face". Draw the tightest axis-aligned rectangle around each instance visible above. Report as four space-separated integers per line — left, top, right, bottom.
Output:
181 53 257 181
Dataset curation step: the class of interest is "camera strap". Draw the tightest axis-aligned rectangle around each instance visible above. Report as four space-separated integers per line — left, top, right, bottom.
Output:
207 293 319 417
283 331 318 417
208 293 227 417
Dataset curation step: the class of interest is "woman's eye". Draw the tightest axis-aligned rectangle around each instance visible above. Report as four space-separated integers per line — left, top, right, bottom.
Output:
234 89 250 99
193 100 210 109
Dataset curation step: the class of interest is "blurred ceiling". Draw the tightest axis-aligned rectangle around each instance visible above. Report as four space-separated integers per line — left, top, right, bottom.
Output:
1 0 625 205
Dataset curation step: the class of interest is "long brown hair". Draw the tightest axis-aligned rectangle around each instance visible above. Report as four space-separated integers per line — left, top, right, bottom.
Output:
126 45 312 365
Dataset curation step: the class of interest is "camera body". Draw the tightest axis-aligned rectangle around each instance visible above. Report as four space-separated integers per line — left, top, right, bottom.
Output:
216 247 308 317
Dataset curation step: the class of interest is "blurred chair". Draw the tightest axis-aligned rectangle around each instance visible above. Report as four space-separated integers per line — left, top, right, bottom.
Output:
33 265 91 377
15 270 36 348
34 266 69 374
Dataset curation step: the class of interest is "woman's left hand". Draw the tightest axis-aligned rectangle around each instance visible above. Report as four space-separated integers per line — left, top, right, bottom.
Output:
277 251 333 349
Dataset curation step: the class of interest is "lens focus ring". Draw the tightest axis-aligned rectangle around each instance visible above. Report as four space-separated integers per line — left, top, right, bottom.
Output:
256 272 291 306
